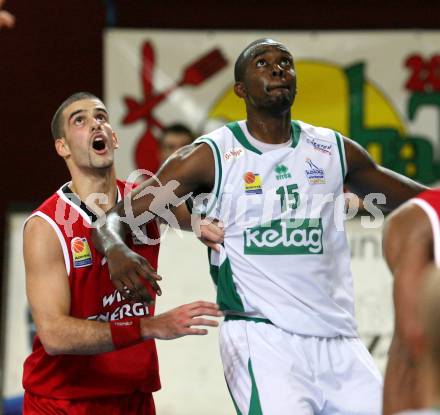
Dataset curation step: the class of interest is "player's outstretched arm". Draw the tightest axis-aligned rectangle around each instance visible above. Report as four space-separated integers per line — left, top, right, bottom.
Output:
159 145 225 250
344 137 427 210
92 143 215 303
24 217 221 355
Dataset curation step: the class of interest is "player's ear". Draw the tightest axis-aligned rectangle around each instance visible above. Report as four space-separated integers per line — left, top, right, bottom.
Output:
112 132 119 149
234 81 247 99
55 137 70 158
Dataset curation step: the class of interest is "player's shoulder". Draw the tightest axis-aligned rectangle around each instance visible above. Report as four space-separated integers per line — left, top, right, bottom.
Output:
295 120 338 144
398 187 440 230
385 192 435 238
195 121 244 145
412 188 440 206
23 213 59 246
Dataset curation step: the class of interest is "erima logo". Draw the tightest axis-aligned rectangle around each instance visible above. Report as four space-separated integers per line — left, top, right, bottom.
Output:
275 164 292 180
305 158 325 184
244 219 323 255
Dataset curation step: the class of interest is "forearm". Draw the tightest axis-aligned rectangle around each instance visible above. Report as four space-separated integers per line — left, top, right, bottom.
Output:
344 136 428 211
38 314 165 355
169 203 193 231
375 166 427 210
93 210 129 255
349 166 427 211
393 266 427 341
38 315 116 355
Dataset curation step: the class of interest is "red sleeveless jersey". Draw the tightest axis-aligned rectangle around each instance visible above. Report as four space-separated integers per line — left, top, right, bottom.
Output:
410 189 440 266
22 180 161 399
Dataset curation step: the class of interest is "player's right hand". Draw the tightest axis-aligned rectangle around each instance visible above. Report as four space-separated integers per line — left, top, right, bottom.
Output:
142 301 223 340
106 243 162 304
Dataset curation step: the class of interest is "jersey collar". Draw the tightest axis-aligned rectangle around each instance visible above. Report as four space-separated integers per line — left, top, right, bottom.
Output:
226 120 301 155
57 182 121 225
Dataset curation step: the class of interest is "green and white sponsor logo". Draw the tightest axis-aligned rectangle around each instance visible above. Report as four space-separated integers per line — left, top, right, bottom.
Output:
244 218 323 255
275 164 292 180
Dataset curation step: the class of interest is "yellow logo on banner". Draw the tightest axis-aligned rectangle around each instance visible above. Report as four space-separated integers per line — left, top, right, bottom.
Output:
71 237 93 268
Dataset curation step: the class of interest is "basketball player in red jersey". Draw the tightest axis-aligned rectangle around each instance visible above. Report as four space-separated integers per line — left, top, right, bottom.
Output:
382 189 440 414
22 92 223 414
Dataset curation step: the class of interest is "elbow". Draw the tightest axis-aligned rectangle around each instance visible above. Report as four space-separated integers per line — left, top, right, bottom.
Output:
38 327 67 356
41 336 65 356
44 345 61 356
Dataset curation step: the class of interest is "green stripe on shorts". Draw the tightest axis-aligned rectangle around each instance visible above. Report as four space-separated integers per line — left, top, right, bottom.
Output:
248 359 263 415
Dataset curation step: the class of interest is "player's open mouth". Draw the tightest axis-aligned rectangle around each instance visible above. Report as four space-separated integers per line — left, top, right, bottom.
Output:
92 136 107 153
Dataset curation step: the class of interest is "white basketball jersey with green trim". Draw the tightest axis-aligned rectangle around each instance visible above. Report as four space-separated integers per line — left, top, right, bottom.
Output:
195 120 357 338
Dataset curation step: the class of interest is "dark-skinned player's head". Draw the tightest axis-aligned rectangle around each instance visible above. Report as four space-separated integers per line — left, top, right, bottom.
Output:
233 38 297 115
51 92 103 140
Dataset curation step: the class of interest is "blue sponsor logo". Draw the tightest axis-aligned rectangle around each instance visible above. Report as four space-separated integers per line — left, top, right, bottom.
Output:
305 158 325 184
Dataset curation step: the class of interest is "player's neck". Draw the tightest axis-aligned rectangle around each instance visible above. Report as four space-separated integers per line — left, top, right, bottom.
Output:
69 168 118 213
246 110 291 144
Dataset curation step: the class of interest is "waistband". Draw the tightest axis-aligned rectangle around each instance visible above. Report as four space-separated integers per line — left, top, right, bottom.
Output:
224 315 273 325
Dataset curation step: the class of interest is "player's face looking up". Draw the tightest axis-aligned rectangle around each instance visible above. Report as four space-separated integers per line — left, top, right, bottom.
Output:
55 99 119 170
235 42 297 114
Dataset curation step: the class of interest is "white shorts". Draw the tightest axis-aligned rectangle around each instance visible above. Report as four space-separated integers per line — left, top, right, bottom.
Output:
220 319 383 415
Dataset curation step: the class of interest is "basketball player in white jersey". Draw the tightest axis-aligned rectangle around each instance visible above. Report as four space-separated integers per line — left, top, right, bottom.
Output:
94 39 426 414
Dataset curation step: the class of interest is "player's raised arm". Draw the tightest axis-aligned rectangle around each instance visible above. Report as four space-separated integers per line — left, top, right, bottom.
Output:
92 143 215 303
344 136 427 210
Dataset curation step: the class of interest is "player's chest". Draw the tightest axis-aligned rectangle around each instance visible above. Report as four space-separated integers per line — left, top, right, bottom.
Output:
221 147 340 220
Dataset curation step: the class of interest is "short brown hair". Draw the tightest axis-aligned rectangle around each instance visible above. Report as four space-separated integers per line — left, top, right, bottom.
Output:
51 92 102 140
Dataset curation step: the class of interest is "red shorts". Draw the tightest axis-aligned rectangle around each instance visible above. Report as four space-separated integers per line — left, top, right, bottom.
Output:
23 390 155 415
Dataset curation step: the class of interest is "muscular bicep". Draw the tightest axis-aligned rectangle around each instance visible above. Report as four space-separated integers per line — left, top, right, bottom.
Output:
24 217 71 338
344 137 426 210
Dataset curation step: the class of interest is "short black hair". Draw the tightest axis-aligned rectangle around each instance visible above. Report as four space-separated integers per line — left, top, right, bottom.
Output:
161 123 194 142
234 38 286 82
51 92 102 140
